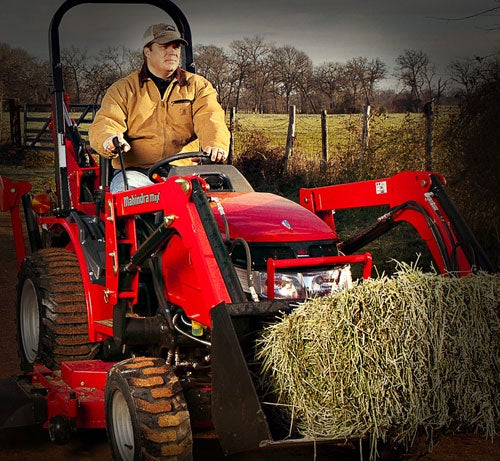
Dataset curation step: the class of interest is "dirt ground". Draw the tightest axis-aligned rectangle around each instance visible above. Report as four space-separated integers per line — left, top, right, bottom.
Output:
0 211 498 461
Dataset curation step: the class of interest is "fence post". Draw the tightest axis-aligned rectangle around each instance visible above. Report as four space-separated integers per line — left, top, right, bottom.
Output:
424 100 433 171
360 100 371 176
9 98 22 147
321 109 328 164
283 105 296 171
228 107 235 165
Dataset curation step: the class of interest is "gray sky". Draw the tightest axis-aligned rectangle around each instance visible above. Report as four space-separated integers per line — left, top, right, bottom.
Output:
2 0 499 83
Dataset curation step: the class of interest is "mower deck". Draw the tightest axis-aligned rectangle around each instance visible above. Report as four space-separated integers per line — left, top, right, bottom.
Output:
0 361 112 431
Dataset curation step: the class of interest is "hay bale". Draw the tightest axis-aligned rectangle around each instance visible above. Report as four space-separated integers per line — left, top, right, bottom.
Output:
256 264 500 459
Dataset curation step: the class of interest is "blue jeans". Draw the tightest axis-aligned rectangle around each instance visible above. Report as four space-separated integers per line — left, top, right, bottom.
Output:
110 170 154 192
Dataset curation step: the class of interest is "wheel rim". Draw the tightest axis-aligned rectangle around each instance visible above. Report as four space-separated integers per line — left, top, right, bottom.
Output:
112 390 136 461
20 279 39 363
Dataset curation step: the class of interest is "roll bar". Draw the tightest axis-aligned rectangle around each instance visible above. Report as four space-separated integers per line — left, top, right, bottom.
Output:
49 0 194 211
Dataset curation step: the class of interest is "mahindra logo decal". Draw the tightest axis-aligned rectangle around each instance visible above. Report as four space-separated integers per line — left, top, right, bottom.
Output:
122 191 161 207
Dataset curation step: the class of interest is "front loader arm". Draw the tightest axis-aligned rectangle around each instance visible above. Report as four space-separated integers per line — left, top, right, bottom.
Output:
108 176 246 328
300 171 493 274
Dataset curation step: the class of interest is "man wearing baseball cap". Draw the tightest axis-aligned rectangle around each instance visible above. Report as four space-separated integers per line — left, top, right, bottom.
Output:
89 23 230 192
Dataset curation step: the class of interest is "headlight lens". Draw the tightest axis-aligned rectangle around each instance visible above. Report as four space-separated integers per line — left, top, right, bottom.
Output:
235 265 353 299
272 273 304 299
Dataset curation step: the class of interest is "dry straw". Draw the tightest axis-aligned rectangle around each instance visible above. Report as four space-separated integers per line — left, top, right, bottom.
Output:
256 263 500 459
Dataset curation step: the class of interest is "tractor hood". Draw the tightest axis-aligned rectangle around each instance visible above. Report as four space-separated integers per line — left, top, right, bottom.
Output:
211 192 337 243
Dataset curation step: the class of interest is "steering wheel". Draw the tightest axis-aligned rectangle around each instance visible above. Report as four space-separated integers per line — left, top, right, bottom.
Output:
147 151 213 181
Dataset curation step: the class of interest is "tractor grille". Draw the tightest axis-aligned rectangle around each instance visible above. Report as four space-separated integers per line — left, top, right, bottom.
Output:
230 240 338 270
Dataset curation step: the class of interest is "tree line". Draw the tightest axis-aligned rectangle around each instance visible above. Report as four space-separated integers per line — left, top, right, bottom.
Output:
0 37 498 114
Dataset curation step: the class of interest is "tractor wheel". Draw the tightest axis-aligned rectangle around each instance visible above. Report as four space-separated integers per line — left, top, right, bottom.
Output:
105 357 193 461
16 248 98 371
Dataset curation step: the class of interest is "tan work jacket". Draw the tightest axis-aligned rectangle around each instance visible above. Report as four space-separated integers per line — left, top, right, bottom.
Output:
89 65 230 169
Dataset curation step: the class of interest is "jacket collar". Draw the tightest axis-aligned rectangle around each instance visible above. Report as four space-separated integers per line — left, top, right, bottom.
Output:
139 62 188 87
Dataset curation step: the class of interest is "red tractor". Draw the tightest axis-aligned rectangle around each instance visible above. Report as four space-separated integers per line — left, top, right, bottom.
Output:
0 0 493 459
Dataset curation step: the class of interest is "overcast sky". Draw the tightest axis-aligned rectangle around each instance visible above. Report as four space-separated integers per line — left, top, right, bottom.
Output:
2 0 499 83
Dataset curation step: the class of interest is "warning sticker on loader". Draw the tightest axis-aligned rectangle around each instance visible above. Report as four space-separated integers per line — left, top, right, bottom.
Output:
375 181 387 194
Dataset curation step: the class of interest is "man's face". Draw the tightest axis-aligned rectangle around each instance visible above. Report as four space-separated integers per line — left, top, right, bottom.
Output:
145 42 181 78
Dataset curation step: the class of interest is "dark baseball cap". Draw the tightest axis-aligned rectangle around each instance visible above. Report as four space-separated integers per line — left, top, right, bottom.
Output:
142 23 188 48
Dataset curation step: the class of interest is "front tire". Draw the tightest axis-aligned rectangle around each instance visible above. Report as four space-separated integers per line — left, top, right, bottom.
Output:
105 357 193 461
16 248 98 371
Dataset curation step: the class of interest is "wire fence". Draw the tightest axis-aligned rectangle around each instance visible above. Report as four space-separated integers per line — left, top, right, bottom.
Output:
230 109 432 168
232 111 363 160
2 99 441 175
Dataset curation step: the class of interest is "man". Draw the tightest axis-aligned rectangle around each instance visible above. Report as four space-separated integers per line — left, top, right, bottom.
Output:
89 23 230 192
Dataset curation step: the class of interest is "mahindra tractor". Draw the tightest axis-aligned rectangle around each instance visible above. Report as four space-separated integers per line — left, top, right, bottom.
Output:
0 0 494 460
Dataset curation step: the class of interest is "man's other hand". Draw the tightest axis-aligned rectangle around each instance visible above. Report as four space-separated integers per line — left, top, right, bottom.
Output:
203 146 228 163
103 133 131 157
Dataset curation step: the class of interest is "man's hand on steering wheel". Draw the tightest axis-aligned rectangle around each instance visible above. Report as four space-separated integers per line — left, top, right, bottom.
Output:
203 146 228 163
148 150 215 181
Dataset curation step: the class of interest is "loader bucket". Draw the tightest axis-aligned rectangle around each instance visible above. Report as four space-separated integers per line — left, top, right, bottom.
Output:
211 302 272 453
211 300 334 454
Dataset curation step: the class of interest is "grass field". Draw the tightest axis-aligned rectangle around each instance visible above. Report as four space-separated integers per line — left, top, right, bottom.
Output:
0 108 497 272
15 109 430 166
232 112 426 164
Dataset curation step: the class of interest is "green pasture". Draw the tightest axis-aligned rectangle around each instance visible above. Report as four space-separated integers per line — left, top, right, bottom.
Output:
232 112 425 161
2 107 496 273
15 108 447 173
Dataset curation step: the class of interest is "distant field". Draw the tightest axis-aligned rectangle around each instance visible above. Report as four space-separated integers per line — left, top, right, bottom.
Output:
1 108 452 194
15 109 433 164
1 105 495 274
231 112 425 162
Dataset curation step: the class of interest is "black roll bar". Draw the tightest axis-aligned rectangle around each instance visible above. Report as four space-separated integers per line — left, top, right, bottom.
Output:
49 0 194 211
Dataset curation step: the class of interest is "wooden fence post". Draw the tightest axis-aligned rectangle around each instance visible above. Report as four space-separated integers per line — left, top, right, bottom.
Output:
9 98 22 147
228 107 235 165
424 100 434 171
321 109 328 164
283 105 296 171
360 100 371 176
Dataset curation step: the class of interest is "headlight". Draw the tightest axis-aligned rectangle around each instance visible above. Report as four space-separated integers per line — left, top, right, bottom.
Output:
271 273 304 299
235 265 353 300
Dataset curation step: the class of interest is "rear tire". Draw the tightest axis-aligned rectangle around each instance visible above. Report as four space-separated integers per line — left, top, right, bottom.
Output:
16 248 98 371
105 357 193 461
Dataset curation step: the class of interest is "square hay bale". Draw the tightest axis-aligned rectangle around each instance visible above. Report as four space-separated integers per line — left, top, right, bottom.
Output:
256 264 500 459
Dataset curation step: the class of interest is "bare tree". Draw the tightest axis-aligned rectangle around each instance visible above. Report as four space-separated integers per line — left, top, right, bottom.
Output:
23 59 50 103
362 57 388 102
449 54 500 100
395 49 434 111
343 57 387 109
194 44 233 110
450 60 480 97
62 46 89 103
227 40 252 112
271 45 313 110
313 62 344 111
230 36 273 113
0 42 49 103
81 46 141 104
96 46 141 77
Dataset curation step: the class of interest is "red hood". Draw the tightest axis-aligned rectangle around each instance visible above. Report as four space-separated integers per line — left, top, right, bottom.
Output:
211 192 337 242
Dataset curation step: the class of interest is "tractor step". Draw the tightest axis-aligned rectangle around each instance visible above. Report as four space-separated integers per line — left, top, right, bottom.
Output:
95 318 113 328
